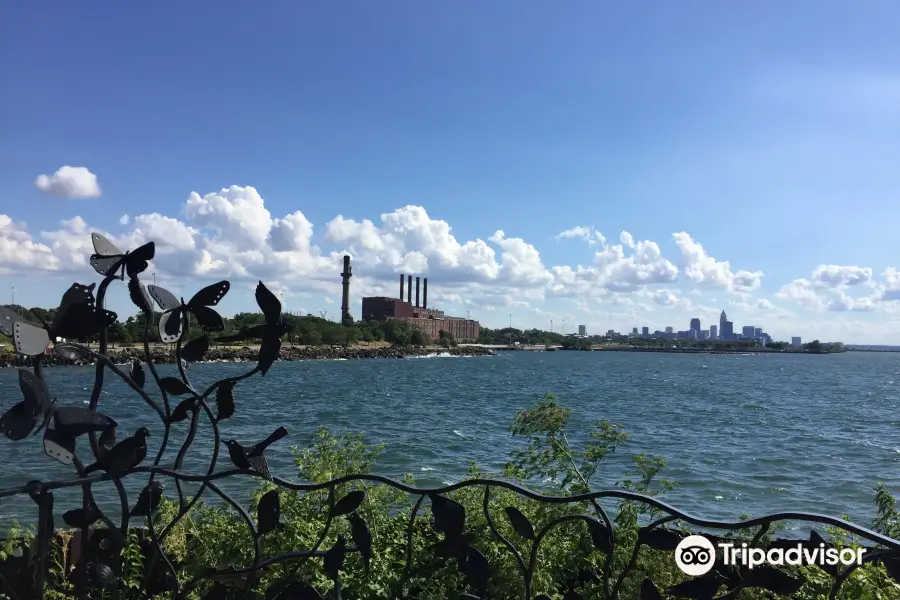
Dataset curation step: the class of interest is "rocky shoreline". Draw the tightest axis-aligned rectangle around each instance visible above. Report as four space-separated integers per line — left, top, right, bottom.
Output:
0 344 496 367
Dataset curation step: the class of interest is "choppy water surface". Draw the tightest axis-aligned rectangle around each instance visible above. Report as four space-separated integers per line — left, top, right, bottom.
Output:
1 351 898 528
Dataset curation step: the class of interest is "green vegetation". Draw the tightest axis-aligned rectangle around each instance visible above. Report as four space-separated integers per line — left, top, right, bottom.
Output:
4 394 897 599
0 304 445 349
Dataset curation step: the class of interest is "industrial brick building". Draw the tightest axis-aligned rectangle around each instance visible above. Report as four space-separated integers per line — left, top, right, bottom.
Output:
361 274 480 341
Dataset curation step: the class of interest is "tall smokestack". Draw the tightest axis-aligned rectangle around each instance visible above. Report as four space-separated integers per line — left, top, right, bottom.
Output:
415 276 421 308
340 255 352 325
399 274 405 300
423 278 428 309
407 275 412 304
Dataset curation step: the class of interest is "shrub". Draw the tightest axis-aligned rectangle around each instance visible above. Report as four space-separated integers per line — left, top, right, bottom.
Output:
7 393 900 599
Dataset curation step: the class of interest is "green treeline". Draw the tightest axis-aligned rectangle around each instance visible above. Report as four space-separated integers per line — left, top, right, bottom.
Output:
0 305 444 347
0 304 839 353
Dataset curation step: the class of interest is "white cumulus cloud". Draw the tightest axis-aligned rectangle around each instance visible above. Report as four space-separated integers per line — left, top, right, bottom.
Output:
34 166 101 199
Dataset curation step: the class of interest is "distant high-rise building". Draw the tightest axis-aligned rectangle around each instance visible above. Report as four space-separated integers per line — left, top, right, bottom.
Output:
722 320 734 340
742 325 755 338
632 327 638 335
754 328 762 338
665 326 674 334
710 324 718 339
700 330 710 340
606 329 616 337
578 324 586 336
641 326 649 337
719 310 728 338
792 336 802 348
690 318 701 333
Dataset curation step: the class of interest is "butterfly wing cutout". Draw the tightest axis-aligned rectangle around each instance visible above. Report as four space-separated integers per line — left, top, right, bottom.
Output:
12 322 50 356
124 241 155 277
158 309 184 344
255 282 282 325
186 281 229 331
91 233 122 256
51 303 117 342
147 285 181 312
50 283 97 332
0 306 26 337
89 233 126 277
0 402 38 440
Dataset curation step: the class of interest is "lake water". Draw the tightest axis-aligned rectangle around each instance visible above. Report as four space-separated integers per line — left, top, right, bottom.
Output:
1 350 898 530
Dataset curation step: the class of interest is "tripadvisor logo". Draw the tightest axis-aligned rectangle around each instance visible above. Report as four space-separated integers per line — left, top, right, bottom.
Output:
674 534 866 576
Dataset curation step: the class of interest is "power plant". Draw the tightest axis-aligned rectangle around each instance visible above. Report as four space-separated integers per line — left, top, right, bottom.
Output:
337 256 480 341
340 255 352 326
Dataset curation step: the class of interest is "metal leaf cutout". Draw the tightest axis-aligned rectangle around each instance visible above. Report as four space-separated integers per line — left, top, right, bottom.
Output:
130 481 164 517
323 536 347 582
181 335 210 363
159 377 192 396
504 506 535 540
330 490 366 517
129 359 145 389
641 578 663 600
169 398 198 423
257 489 283 535
128 277 153 312
638 526 682 551
348 512 372 572
430 494 466 535
587 518 613 553
460 545 490 594
215 381 236 421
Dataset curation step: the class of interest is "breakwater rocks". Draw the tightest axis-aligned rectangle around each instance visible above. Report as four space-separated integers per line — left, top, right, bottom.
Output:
0 345 496 367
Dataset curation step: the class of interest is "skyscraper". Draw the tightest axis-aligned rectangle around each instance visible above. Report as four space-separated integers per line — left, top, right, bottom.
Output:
690 318 701 334
722 320 734 340
710 324 718 339
719 310 727 338
578 324 586 336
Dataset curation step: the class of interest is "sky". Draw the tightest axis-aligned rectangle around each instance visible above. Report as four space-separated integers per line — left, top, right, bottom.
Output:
2 2 900 343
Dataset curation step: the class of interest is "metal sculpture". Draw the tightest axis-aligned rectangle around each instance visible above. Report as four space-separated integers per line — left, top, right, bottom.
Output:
0 232 899 599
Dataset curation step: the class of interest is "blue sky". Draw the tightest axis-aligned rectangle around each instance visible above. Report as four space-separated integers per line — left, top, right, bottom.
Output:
2 2 900 343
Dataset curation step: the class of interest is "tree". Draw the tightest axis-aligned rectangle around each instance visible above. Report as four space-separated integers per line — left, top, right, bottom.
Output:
437 329 457 348
410 329 428 347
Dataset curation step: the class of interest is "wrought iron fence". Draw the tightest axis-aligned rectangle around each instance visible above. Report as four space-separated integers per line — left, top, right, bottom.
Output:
0 233 899 599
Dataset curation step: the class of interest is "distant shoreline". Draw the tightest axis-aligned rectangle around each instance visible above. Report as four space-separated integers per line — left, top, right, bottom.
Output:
488 345 845 355
0 344 496 367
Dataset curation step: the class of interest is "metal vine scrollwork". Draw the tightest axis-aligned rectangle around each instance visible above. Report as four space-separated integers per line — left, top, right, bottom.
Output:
0 232 900 599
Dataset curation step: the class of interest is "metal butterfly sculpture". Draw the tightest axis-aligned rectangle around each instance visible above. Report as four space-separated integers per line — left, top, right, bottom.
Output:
89 233 155 279
2 230 900 600
0 282 116 356
147 281 230 343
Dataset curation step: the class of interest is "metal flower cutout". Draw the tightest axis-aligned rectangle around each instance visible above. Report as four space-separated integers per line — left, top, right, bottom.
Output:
1 229 900 599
